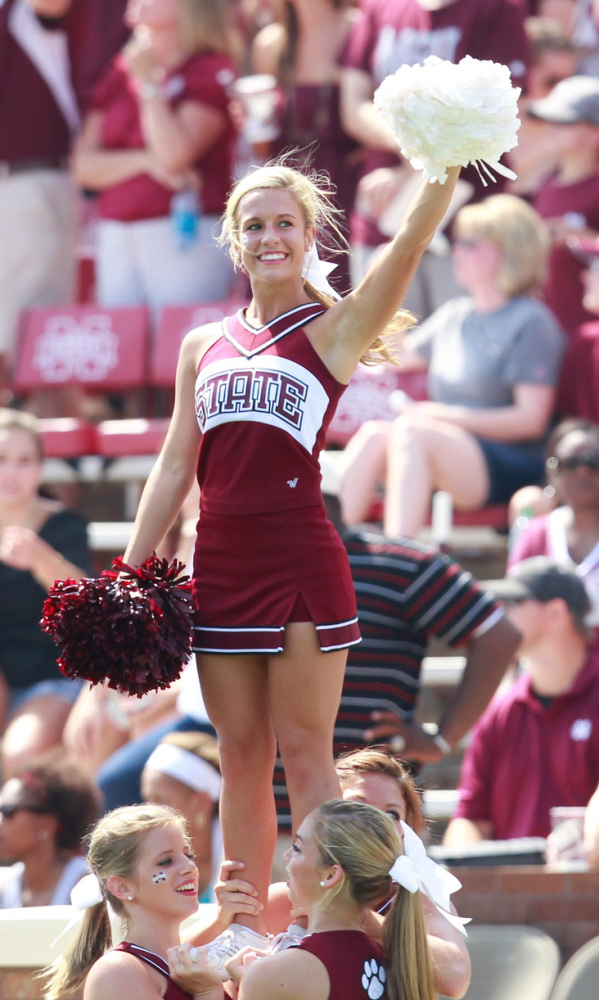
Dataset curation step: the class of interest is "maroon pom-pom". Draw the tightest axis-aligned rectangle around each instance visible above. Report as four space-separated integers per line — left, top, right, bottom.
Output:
41 554 195 696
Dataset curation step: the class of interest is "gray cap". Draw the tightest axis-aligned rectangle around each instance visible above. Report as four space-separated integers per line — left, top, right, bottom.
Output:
483 557 591 624
527 75 599 125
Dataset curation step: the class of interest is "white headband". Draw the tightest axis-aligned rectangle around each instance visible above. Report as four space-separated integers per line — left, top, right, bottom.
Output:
302 247 341 300
388 822 471 936
144 743 222 801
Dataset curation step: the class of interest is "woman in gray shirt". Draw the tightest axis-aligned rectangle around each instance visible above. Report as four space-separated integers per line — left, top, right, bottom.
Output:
340 194 566 537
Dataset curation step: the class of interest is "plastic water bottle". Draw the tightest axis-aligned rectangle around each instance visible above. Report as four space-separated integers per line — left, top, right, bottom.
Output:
171 187 201 249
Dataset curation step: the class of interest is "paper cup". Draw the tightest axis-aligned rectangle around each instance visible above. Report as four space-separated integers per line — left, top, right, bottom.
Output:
546 806 588 871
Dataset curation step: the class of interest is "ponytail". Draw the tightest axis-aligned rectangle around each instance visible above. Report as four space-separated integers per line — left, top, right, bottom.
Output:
383 887 435 1000
42 804 189 999
43 901 113 1000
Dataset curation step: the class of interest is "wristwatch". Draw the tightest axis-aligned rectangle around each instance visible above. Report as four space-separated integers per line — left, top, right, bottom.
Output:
422 722 452 755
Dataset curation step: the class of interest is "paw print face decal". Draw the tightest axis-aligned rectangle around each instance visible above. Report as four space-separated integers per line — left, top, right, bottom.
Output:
362 958 386 999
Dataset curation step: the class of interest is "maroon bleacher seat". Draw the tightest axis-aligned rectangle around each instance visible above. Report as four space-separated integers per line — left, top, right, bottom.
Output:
14 305 151 466
364 497 509 531
94 418 169 458
15 305 150 393
39 417 98 459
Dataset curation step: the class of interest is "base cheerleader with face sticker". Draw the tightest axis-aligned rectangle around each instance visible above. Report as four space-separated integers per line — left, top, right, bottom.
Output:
169 798 452 1000
44 804 200 1000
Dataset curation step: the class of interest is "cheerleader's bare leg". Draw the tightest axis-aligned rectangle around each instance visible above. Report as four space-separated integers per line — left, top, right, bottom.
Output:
197 651 277 935
269 620 346 829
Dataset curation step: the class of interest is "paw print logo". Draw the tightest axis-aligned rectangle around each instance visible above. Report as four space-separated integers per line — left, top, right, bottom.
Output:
362 958 386 999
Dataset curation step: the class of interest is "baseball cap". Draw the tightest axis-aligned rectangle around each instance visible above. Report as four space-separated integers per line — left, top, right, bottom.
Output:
527 75 599 125
482 557 591 624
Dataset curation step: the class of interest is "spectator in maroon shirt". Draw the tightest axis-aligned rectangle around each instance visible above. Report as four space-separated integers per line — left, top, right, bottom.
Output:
528 74 599 335
71 0 238 320
444 557 599 864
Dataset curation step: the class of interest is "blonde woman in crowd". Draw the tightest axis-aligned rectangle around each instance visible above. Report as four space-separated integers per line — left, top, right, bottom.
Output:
340 194 566 537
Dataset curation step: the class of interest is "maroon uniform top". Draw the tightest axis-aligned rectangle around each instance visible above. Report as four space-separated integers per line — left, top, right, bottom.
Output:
533 172 599 336
298 930 387 1000
195 303 347 515
114 943 191 1000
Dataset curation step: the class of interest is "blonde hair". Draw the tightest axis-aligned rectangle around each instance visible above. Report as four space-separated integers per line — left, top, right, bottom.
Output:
177 0 238 58
312 800 434 1000
454 193 550 297
336 748 424 834
43 804 189 1000
0 408 43 460
219 161 413 364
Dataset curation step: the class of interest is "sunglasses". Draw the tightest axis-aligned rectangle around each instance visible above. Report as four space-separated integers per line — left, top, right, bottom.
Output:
0 803 48 819
548 452 599 474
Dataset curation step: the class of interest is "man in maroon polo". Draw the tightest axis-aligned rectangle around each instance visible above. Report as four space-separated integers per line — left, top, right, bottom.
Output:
444 558 599 863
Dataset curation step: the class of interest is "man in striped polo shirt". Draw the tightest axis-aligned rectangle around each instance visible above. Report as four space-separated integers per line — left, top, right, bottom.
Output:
273 490 520 831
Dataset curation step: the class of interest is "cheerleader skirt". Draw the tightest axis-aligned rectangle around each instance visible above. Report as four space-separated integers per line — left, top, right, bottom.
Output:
191 504 361 655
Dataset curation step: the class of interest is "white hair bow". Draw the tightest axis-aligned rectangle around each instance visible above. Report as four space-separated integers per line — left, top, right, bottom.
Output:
50 873 104 947
388 822 471 936
301 247 341 300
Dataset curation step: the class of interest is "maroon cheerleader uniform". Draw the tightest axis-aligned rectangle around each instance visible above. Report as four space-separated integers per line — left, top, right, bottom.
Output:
192 302 361 655
298 930 387 1000
114 943 191 1000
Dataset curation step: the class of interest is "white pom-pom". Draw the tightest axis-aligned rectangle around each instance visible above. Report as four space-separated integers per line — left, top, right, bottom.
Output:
373 55 521 185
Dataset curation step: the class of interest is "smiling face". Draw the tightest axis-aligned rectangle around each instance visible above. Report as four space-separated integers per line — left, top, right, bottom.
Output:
119 824 199 916
235 187 315 286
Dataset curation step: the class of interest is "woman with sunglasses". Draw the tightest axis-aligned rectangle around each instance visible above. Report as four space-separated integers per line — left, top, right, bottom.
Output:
0 751 101 908
509 419 599 634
